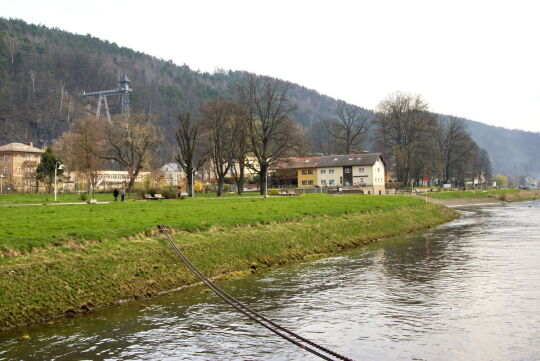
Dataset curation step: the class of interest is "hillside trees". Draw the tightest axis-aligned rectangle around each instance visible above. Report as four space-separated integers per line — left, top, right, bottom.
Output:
325 100 371 154
236 75 301 196
99 113 161 191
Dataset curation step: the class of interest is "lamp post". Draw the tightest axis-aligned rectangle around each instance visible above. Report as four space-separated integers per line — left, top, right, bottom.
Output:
54 161 64 202
264 169 268 198
191 168 195 198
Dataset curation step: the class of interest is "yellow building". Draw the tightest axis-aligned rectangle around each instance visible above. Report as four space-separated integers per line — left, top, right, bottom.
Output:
0 142 45 192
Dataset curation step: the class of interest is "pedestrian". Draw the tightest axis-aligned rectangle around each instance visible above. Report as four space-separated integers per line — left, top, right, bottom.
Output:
120 188 126 202
113 188 119 202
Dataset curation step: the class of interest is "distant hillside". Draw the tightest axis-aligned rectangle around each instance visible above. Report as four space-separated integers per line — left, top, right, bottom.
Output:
463 119 540 177
0 18 539 176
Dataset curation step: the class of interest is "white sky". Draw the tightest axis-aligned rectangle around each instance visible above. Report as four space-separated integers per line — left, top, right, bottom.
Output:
2 0 540 132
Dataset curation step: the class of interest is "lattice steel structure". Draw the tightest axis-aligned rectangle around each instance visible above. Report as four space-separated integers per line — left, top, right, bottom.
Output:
83 74 132 123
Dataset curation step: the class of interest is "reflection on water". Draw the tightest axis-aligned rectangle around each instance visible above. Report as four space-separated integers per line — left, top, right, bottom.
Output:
1 202 540 360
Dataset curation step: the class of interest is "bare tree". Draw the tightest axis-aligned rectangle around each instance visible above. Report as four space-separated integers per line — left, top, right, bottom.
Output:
100 113 161 191
237 75 300 196
375 92 433 186
53 116 106 195
200 99 237 196
325 100 370 154
229 110 250 195
175 112 208 197
435 116 476 184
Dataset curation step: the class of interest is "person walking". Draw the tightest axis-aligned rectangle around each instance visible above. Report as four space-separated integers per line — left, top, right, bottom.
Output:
120 188 126 202
113 188 119 202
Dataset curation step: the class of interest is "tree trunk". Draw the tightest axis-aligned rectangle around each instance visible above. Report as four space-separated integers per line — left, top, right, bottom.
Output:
217 175 224 197
186 169 194 197
237 166 245 195
259 164 268 196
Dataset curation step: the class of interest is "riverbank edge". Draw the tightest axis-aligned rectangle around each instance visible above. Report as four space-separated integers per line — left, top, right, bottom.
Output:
0 203 458 335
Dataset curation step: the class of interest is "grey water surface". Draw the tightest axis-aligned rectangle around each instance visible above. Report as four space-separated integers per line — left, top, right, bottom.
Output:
1 201 539 361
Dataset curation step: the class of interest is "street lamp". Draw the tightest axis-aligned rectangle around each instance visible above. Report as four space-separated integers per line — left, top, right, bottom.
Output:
191 168 196 198
54 161 64 202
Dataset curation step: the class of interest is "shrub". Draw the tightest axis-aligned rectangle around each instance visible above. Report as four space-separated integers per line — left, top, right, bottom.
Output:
161 188 178 199
80 193 88 201
268 189 279 196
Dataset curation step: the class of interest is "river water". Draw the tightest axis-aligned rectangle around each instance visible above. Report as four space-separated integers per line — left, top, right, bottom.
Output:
1 201 540 360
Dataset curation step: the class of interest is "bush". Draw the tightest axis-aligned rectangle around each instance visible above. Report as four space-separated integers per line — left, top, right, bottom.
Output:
161 188 178 199
80 193 88 201
268 189 279 196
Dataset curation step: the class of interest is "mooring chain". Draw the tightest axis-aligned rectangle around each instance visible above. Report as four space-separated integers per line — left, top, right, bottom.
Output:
157 225 356 361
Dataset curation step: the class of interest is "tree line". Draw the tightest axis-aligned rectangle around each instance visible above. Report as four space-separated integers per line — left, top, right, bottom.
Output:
51 77 491 196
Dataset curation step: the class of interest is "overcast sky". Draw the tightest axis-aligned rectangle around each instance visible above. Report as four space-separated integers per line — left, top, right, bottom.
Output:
2 0 539 132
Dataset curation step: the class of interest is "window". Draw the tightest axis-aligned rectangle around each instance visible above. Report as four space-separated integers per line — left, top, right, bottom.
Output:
344 168 351 173
17 155 21 162
328 169 335 174
3 167 7 174
17 167 22 174
358 167 365 173
321 179 327 186
320 169 326 174
302 169 313 175
329 179 334 185
301 180 314 185
377 168 380 172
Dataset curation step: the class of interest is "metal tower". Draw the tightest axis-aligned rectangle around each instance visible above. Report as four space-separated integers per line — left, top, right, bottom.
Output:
83 74 132 123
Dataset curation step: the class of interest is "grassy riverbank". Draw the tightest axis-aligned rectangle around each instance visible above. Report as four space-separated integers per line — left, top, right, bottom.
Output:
2 194 419 255
0 195 457 332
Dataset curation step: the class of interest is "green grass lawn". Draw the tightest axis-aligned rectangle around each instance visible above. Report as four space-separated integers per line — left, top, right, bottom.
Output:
426 189 520 200
0 194 422 253
0 192 115 204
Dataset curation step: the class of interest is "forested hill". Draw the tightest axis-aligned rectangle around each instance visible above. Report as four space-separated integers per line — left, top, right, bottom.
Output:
0 18 538 177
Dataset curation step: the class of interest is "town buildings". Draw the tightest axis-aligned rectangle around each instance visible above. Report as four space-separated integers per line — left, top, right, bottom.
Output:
0 142 45 192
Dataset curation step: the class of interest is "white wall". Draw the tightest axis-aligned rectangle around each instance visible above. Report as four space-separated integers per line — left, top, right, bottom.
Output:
317 167 343 186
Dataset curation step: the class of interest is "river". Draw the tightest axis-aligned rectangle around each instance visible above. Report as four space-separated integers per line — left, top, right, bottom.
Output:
1 201 539 360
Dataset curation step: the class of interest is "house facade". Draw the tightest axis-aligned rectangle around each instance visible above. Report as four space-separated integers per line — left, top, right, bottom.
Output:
0 142 45 192
67 170 151 191
271 152 386 194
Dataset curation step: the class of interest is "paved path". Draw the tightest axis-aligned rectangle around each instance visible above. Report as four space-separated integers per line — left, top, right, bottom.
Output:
410 193 504 208
0 201 112 207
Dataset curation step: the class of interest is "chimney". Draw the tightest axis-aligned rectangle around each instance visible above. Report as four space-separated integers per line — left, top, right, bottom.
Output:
26 142 33 147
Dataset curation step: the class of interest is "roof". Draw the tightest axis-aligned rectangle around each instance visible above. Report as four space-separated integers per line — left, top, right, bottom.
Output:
0 143 45 154
317 153 384 167
272 153 384 169
271 157 320 170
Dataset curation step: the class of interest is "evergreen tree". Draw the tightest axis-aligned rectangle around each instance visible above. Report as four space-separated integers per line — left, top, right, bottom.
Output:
36 147 63 193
